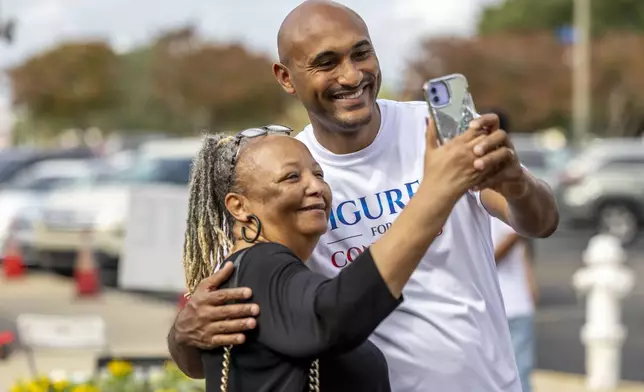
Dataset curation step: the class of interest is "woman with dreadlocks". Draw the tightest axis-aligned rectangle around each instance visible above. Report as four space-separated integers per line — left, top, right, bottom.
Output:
183 123 486 392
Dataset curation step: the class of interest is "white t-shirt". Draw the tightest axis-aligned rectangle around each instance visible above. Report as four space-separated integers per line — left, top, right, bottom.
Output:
296 99 521 392
490 217 535 318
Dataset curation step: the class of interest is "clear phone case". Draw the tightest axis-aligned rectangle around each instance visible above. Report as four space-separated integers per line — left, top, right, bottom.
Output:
423 73 480 144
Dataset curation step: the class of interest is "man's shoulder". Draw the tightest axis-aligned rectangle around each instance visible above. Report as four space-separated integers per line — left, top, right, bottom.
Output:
295 124 312 141
295 99 429 151
379 99 428 118
379 99 430 134
379 98 428 109
295 99 429 136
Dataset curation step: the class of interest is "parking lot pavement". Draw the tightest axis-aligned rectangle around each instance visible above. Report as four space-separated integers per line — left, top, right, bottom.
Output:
533 370 644 392
0 272 178 389
2 271 644 391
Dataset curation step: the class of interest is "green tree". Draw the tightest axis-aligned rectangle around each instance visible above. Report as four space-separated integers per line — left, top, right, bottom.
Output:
479 0 644 36
151 27 290 132
8 41 119 137
402 32 644 136
105 46 193 135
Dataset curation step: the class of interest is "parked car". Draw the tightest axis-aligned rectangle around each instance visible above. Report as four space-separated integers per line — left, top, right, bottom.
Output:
0 147 96 185
512 134 572 189
556 139 644 245
0 158 111 265
31 138 200 285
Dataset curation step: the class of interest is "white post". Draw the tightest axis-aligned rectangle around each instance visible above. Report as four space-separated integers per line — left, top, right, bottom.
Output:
572 234 635 390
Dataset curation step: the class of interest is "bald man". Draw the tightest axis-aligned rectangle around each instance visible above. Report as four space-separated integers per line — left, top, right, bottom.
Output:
168 1 559 391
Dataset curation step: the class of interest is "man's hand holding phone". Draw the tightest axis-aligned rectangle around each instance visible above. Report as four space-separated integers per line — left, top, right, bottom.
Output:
466 114 530 199
422 114 515 200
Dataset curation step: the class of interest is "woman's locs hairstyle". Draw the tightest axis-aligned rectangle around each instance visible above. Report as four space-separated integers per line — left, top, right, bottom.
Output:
182 133 241 295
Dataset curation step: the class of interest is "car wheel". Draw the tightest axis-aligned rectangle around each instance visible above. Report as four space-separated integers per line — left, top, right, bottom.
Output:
596 203 640 246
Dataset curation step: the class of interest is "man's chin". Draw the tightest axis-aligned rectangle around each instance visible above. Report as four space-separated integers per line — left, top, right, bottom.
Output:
333 108 374 131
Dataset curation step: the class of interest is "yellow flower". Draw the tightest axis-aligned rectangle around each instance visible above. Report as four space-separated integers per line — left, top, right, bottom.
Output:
36 376 50 388
9 382 25 392
24 380 46 392
53 380 71 391
164 360 191 380
107 359 134 377
71 385 99 392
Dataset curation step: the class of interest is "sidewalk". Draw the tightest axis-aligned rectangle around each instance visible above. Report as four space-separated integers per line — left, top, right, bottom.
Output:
1 273 643 391
533 371 644 392
0 272 177 388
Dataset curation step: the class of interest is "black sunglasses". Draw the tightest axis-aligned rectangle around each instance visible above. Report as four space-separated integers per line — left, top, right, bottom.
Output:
228 124 293 185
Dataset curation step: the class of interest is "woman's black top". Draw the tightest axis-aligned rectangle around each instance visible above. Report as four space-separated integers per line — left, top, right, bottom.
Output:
202 242 402 392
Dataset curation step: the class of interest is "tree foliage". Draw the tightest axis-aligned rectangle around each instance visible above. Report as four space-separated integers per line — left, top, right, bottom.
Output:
8 41 119 134
150 27 291 132
107 45 193 134
479 0 644 36
6 26 293 141
403 32 644 136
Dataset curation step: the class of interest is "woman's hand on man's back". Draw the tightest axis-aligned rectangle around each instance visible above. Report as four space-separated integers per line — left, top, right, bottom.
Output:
173 262 261 349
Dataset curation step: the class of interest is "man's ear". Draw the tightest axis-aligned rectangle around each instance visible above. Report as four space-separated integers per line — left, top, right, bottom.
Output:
273 63 296 95
225 192 250 222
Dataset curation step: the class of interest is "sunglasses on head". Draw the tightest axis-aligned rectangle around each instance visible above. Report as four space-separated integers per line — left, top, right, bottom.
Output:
227 124 294 185
237 124 293 139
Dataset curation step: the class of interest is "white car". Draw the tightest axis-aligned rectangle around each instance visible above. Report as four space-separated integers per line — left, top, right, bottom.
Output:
0 159 109 265
31 138 201 285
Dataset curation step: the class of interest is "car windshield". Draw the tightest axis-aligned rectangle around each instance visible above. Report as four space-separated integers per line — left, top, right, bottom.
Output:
0 155 29 183
565 143 629 174
516 148 570 173
517 150 547 170
0 159 106 192
102 156 193 185
7 173 87 192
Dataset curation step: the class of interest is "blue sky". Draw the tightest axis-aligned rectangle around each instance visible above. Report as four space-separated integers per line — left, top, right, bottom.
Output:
0 0 498 133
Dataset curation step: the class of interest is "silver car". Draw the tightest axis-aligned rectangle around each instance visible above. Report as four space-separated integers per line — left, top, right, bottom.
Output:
512 135 571 190
556 139 644 245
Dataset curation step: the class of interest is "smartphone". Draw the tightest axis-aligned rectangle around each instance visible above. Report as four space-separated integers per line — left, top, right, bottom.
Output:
423 73 480 144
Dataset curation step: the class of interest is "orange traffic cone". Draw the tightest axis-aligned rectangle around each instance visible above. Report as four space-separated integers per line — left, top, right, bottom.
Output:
74 229 100 297
3 229 25 279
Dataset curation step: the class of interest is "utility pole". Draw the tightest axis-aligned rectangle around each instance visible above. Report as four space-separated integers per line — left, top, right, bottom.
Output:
572 0 591 146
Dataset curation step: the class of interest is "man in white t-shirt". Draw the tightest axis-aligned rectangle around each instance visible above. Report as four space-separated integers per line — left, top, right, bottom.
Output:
167 1 559 391
491 217 538 392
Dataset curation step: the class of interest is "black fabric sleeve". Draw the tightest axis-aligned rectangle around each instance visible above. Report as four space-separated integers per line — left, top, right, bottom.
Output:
239 243 402 359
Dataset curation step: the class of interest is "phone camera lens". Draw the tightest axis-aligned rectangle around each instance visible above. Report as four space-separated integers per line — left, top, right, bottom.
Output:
430 87 437 94
432 96 440 103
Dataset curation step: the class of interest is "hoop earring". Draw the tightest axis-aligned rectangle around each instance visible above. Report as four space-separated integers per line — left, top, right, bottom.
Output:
241 214 261 243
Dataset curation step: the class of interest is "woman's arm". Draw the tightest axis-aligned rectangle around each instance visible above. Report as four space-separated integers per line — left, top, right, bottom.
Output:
369 181 458 298
243 244 402 358
247 186 458 358
248 184 458 359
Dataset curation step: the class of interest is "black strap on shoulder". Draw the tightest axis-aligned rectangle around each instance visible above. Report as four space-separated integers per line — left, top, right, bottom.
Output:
225 248 249 305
